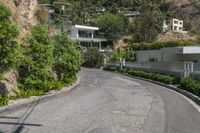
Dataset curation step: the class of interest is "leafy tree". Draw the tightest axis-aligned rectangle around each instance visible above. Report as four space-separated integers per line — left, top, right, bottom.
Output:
53 33 83 82
0 3 21 73
97 13 125 43
134 10 164 42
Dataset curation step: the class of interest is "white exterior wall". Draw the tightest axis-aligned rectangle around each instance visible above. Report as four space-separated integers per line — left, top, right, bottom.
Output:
70 28 79 38
183 47 200 54
170 19 183 31
136 47 200 63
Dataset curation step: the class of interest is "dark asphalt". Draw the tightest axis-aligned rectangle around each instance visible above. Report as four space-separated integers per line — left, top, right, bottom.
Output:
0 68 199 133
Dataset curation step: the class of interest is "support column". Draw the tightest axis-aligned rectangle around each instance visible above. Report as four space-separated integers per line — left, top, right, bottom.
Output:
99 42 102 50
92 30 94 39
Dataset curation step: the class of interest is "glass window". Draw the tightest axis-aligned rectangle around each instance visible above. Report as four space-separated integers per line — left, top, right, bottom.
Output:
78 30 92 38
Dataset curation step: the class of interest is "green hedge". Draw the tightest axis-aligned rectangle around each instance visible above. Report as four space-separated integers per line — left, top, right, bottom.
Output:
104 66 200 97
180 77 200 96
127 70 178 84
129 41 196 51
104 66 178 84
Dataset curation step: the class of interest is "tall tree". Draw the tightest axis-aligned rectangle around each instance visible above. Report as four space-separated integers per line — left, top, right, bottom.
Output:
97 13 125 43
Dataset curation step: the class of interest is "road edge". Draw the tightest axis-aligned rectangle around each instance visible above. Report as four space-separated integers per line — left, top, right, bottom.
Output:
105 70 200 107
0 77 80 114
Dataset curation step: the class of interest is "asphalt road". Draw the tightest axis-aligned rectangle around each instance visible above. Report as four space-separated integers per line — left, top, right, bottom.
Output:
0 68 200 133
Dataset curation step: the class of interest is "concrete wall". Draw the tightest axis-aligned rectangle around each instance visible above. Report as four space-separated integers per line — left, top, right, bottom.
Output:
136 47 200 63
136 50 161 62
160 47 180 62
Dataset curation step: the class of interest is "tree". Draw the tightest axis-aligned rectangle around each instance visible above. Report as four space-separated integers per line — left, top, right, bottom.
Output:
134 10 164 42
97 13 125 43
0 3 21 73
53 33 83 82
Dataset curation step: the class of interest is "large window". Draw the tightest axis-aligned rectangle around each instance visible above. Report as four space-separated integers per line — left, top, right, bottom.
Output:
78 30 92 38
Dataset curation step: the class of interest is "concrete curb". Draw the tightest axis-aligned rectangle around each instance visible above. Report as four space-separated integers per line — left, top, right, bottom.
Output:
0 77 80 114
106 70 200 106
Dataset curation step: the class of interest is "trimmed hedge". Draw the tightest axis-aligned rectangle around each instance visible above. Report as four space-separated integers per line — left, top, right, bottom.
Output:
128 41 196 51
104 66 200 98
180 77 200 96
104 66 179 84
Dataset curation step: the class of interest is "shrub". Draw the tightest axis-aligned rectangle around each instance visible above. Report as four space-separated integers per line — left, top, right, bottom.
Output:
103 66 118 71
129 41 196 51
19 24 55 91
53 33 83 82
0 3 21 73
105 66 178 85
83 47 104 68
15 87 44 98
180 77 200 96
0 93 9 106
35 8 49 23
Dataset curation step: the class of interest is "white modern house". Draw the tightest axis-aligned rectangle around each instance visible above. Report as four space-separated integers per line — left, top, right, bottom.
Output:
70 25 108 51
136 46 200 63
163 18 188 33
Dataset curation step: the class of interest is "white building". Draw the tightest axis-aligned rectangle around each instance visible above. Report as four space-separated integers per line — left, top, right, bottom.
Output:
163 18 188 33
70 25 107 51
136 46 200 63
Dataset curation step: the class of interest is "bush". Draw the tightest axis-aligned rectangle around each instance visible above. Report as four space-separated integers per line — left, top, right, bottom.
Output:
105 66 178 84
83 47 103 68
19 24 55 91
180 77 200 96
53 33 83 82
0 93 9 106
35 8 49 23
0 3 21 73
129 41 196 51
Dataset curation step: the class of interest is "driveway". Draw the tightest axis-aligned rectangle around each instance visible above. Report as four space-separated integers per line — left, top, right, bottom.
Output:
0 68 200 133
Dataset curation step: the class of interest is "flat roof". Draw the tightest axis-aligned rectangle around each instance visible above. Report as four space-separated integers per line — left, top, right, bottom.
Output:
73 25 99 30
71 37 107 42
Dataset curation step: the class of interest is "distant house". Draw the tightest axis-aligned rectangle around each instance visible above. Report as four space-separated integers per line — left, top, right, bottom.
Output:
70 25 108 51
123 11 141 22
136 46 200 63
163 18 188 33
96 7 106 14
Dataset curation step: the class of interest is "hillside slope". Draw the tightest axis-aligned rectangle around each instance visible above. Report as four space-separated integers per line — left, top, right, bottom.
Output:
1 0 38 40
156 32 197 42
165 0 200 30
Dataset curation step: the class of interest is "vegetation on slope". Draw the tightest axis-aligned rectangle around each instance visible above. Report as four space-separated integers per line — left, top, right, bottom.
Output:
0 3 83 106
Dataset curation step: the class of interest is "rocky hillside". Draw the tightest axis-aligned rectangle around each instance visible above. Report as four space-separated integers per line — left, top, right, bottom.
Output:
0 0 38 40
156 32 197 42
165 0 200 30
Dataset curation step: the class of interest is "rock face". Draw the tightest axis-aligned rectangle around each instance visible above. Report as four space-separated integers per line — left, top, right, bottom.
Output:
0 70 19 96
1 0 38 40
165 0 200 30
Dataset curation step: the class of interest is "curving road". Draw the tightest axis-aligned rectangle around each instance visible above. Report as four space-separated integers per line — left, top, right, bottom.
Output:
0 68 200 133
